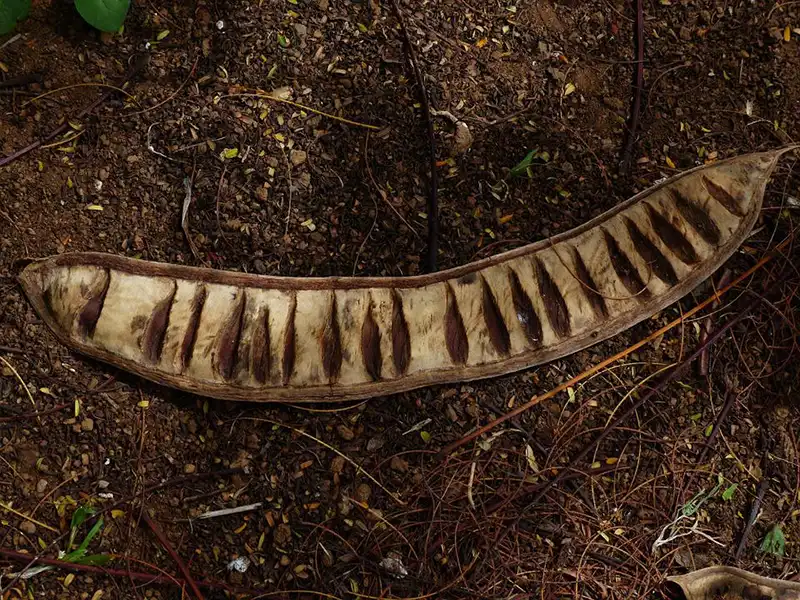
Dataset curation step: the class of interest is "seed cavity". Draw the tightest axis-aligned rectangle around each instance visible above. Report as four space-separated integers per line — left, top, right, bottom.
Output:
361 296 382 381
391 290 411 374
624 217 679 286
703 176 745 217
252 307 271 384
321 293 342 382
571 247 608 318
77 269 110 338
480 275 510 355
282 293 297 385
141 283 177 364
508 268 543 347
644 203 699 265
534 258 571 337
602 229 652 302
216 291 246 380
444 284 469 365
673 190 722 246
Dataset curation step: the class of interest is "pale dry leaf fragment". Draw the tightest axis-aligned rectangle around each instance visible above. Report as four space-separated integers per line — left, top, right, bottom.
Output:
451 121 473 155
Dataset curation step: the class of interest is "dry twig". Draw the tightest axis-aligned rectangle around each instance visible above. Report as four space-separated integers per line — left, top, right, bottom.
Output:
141 512 205 600
389 0 439 272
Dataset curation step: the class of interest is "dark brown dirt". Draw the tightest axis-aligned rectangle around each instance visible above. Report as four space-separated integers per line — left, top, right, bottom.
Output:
1 0 799 598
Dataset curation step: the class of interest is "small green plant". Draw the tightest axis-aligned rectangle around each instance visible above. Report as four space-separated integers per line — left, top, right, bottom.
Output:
760 524 786 558
0 0 130 35
509 148 551 178
0 0 29 35
59 505 111 566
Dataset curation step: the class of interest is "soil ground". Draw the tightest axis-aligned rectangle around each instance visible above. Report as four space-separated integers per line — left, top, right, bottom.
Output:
1 0 799 598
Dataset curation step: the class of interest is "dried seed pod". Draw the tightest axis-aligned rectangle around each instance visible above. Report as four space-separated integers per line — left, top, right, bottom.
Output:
664 565 800 600
18 147 796 403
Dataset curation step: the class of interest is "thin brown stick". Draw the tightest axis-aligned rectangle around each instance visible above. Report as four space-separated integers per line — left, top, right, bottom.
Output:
735 478 769 561
141 512 205 600
0 548 236 594
389 0 439 272
698 269 733 375
0 403 70 424
696 388 736 464
123 57 198 118
619 0 645 173
0 346 25 354
0 53 150 169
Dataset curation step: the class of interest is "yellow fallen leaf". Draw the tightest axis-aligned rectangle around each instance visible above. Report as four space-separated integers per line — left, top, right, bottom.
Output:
111 510 125 519
784 25 791 42
665 156 676 169
234 522 247 534
86 204 104 211
563 82 576 97
476 38 488 48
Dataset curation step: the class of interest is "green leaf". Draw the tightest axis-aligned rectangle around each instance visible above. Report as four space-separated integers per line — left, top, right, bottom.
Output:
419 431 431 443
220 147 239 160
74 0 130 33
75 518 104 555
277 33 288 47
510 149 537 178
760 524 786 557
721 483 738 501
73 553 112 566
0 0 31 35
68 506 94 548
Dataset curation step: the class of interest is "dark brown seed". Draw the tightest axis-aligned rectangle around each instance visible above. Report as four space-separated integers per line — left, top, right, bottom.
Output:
480 275 510 355
508 268 543 347
602 229 652 302
282 293 297 385
77 269 110 338
216 291 246 380
361 297 382 381
321 293 342 381
534 258 571 337
391 290 411 375
672 190 721 246
180 286 206 371
251 307 270 384
571 247 608 318
623 217 679 286
702 176 745 217
644 203 699 265
141 283 177 363
444 284 469 365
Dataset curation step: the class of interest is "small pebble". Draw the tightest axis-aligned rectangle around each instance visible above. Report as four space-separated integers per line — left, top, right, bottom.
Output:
36 479 48 494
354 483 371 504
390 456 409 472
336 424 355 441
81 418 94 432
20 521 36 535
184 464 196 474
290 149 307 166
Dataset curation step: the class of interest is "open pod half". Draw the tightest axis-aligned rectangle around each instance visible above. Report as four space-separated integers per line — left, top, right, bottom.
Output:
18 146 796 403
665 565 800 600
